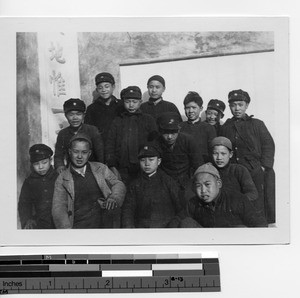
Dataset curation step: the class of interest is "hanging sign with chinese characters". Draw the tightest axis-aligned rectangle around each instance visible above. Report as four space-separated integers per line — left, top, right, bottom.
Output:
37 32 81 149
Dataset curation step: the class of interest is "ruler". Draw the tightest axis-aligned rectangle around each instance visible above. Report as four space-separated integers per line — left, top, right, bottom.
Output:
0 253 220 294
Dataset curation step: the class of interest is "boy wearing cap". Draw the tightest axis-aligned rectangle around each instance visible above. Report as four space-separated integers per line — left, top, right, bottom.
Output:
180 91 216 162
85 72 123 145
181 163 267 228
105 86 157 185
54 98 104 174
154 112 203 206
52 133 126 229
122 144 184 228
210 136 258 202
205 99 226 135
140 75 182 121
18 144 58 229
220 89 275 222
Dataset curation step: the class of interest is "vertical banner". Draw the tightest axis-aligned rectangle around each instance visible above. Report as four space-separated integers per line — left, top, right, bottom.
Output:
37 32 81 149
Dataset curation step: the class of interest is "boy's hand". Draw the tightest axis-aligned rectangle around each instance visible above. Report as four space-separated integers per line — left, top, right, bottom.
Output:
105 197 117 210
97 198 106 209
24 219 37 229
56 166 66 174
98 197 118 210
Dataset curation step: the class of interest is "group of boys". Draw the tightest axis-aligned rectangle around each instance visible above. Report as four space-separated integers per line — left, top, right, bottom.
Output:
18 72 275 229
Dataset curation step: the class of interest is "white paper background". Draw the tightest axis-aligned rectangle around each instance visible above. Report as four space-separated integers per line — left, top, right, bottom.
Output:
0 0 298 298
0 17 289 246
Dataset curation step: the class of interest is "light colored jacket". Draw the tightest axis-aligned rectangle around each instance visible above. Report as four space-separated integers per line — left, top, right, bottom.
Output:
52 162 126 228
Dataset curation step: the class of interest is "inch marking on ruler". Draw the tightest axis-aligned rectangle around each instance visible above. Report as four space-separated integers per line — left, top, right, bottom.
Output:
0 254 220 294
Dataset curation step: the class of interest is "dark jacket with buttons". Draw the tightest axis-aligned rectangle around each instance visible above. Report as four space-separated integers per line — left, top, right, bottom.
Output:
122 169 184 228
215 162 258 202
153 132 204 187
220 114 275 170
180 120 217 162
105 110 158 169
18 166 58 229
220 114 276 223
187 188 268 227
140 99 182 121
85 96 124 145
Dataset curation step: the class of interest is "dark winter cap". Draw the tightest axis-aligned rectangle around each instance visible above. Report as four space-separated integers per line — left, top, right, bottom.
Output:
228 89 251 103
120 86 142 100
210 136 232 151
158 112 181 131
138 144 161 159
194 162 220 179
29 144 53 163
95 72 115 85
207 99 226 115
69 132 92 149
147 75 165 87
63 98 86 113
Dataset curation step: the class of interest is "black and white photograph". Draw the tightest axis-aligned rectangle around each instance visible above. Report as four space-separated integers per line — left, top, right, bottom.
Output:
0 16 289 245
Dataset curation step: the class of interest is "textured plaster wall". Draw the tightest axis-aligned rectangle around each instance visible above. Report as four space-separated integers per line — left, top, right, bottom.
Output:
17 32 41 195
78 32 274 104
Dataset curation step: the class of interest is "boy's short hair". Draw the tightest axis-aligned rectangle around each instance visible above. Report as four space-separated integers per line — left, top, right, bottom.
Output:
207 99 226 116
63 98 86 114
183 91 203 108
29 144 53 163
228 89 251 103
95 72 115 86
138 144 161 159
210 136 232 151
120 86 142 100
69 132 92 149
147 75 165 87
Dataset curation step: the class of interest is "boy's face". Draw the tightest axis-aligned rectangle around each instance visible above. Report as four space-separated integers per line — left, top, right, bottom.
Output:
32 158 51 176
212 145 233 168
124 98 142 113
229 101 249 119
194 173 221 203
147 80 165 99
161 131 179 146
139 156 161 175
65 111 85 128
96 82 115 101
184 101 202 121
206 109 220 126
69 140 91 169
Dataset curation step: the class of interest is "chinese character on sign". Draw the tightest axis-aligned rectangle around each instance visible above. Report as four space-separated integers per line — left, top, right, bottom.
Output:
49 42 66 64
49 70 66 97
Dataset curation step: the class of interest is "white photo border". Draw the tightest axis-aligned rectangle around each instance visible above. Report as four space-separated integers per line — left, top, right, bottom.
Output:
0 16 289 246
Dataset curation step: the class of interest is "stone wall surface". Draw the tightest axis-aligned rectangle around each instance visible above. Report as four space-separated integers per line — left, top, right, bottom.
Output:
17 32 41 194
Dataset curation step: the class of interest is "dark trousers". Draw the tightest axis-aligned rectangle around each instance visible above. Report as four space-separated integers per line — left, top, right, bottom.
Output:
249 167 266 218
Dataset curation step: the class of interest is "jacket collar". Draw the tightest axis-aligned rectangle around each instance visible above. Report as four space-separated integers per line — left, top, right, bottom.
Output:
148 97 163 106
